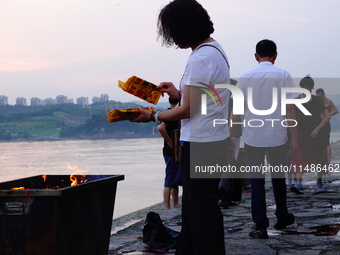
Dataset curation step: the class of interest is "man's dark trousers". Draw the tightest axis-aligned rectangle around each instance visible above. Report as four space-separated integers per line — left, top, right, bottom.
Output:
245 143 289 229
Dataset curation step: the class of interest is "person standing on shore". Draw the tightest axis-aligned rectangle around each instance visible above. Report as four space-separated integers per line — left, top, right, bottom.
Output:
132 0 231 254
290 78 331 193
315 88 339 164
230 39 297 238
157 97 181 210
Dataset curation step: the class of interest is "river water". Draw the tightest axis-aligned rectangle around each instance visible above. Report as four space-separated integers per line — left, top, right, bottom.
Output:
1 132 340 218
0 137 167 218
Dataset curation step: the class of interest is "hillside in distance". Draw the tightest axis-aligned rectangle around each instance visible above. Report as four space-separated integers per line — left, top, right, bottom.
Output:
0 101 163 142
0 96 339 142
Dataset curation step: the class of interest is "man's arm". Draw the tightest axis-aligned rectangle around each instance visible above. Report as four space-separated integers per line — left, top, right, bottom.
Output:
158 122 172 148
328 99 339 116
310 109 330 138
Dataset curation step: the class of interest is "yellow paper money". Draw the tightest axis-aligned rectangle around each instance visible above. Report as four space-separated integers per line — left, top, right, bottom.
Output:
118 76 161 105
107 107 155 122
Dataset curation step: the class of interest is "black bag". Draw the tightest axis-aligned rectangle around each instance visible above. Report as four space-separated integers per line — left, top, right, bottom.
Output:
143 211 179 251
219 151 243 202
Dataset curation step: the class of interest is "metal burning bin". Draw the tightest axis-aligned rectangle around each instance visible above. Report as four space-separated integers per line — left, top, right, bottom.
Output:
0 174 124 255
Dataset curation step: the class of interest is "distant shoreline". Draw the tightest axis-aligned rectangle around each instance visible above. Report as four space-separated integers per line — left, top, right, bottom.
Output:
1 132 340 144
0 133 161 143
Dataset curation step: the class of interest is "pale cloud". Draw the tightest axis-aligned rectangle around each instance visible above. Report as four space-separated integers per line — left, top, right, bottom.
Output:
0 0 166 73
1 0 340 104
0 58 59 72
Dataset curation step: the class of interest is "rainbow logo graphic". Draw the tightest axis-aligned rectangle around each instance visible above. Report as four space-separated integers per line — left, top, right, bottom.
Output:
197 82 223 106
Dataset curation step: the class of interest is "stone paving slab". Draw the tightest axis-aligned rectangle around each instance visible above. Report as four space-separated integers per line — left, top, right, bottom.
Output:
109 172 340 255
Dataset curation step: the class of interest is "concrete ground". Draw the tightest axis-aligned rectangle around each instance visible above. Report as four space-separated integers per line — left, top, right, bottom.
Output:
108 170 340 255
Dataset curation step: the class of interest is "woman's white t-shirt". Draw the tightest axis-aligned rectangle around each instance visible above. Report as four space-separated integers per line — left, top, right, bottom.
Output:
180 40 231 143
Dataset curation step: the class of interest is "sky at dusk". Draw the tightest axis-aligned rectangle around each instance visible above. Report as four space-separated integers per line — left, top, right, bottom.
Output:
1 0 340 105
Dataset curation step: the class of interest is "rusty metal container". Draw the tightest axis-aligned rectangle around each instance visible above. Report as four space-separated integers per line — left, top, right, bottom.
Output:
0 174 124 255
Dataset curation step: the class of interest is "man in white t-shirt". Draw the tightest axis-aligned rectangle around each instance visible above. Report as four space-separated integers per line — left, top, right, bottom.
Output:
230 39 298 239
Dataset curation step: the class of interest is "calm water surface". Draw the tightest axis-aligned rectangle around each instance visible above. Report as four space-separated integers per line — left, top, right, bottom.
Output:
0 138 167 218
1 132 340 218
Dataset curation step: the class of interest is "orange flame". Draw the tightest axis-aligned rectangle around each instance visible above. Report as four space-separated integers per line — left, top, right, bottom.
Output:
67 164 87 186
10 187 25 190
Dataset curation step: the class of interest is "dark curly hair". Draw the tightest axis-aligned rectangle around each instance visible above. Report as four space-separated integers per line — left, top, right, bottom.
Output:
157 0 214 48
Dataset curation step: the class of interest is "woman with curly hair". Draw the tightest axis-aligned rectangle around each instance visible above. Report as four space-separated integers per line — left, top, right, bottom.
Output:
132 0 231 254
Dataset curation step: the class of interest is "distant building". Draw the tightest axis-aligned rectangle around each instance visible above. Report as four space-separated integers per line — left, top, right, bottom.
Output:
1 93 111 106
76 97 89 106
92 94 109 104
92 96 100 104
100 94 109 102
16 97 27 106
56 95 67 104
55 95 73 104
44 98 57 105
0 95 8 105
31 97 45 106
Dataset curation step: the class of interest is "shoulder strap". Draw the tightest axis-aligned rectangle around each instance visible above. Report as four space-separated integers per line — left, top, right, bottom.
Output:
196 44 230 68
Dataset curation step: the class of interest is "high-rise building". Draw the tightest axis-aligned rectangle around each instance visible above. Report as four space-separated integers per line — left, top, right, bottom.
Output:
31 97 45 106
16 97 27 106
56 95 67 104
0 95 8 105
92 96 100 104
77 97 89 106
100 94 109 102
44 98 57 105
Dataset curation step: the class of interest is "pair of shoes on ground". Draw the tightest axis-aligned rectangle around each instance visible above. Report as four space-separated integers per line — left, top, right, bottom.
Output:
249 213 295 239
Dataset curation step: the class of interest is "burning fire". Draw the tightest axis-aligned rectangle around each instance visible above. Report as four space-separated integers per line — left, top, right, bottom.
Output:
10 187 25 190
67 164 88 186
9 165 88 190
